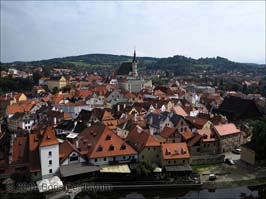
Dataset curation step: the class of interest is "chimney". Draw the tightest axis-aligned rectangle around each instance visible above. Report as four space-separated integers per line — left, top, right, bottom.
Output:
75 139 79 149
53 117 57 125
117 104 120 112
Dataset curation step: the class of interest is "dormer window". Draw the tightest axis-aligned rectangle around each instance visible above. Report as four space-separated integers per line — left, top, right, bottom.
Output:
109 145 114 151
106 135 111 140
97 146 103 152
47 135 51 139
120 144 126 150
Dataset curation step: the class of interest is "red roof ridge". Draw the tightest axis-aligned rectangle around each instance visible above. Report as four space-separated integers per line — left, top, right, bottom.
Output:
39 127 59 147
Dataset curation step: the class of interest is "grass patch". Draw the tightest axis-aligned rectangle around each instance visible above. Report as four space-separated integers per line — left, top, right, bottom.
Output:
192 163 221 173
64 61 113 68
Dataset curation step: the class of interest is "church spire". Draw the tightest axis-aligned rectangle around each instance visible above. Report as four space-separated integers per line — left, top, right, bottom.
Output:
132 48 138 77
133 48 137 63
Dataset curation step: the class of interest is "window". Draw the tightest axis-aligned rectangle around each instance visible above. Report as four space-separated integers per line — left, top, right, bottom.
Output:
48 151 52 156
70 155 79 162
120 144 126 150
156 154 159 158
106 135 112 140
97 146 103 152
123 156 126 160
49 160 52 165
153 147 156 151
148 147 150 151
183 160 185 163
109 145 114 151
104 158 106 161
94 158 98 162
168 160 170 164
49 169 53 174
142 155 144 159
174 160 176 164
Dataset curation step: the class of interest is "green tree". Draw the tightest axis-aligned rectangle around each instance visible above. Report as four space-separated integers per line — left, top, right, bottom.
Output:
250 119 266 160
52 87 59 94
32 72 41 85
135 161 154 176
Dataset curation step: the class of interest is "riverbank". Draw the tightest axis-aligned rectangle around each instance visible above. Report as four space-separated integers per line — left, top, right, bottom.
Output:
202 177 266 189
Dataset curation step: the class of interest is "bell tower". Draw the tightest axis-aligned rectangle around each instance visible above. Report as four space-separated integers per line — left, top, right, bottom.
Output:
132 49 138 78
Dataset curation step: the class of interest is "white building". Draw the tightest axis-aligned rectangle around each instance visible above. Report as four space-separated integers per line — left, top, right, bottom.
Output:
39 127 60 178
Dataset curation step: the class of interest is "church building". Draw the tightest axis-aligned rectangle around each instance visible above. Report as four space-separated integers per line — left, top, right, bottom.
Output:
116 50 152 93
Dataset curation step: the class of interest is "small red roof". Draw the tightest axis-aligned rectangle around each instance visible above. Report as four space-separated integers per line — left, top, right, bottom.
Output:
39 127 59 147
161 142 190 160
214 123 240 137
59 140 79 163
160 127 176 138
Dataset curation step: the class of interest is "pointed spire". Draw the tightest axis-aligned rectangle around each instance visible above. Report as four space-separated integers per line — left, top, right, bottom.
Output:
133 48 137 63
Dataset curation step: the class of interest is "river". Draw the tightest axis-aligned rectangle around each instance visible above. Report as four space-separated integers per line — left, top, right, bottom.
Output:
76 185 266 199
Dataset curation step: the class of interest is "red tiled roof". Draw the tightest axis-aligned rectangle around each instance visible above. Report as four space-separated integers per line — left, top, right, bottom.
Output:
172 105 188 117
161 143 190 160
79 123 137 159
197 128 216 142
127 127 160 152
39 127 59 147
59 140 79 163
29 134 41 172
187 133 202 147
11 136 29 165
160 127 176 138
214 123 240 136
7 101 35 114
182 131 193 141
186 116 209 129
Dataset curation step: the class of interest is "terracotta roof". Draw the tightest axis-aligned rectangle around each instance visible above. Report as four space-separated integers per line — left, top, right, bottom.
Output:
59 140 79 163
187 133 202 147
7 102 35 115
161 143 190 160
123 92 137 99
197 128 216 142
214 123 240 136
75 90 92 98
186 116 209 129
154 90 166 96
182 131 193 141
79 123 137 159
172 105 188 117
11 136 29 165
39 127 59 147
29 134 41 172
127 127 160 152
160 127 176 138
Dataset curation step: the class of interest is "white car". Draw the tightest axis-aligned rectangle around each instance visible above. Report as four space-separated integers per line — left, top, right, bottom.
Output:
209 174 217 181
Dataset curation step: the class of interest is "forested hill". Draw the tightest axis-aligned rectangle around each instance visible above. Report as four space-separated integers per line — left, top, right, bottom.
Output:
1 53 264 74
1 54 159 70
148 55 264 75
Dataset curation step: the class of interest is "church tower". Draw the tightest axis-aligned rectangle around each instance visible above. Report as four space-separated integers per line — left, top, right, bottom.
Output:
132 49 138 78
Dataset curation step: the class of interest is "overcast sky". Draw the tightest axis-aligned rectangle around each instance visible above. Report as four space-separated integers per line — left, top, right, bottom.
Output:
1 1 265 64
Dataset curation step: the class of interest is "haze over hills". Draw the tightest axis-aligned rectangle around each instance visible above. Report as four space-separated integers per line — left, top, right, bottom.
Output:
0 53 265 74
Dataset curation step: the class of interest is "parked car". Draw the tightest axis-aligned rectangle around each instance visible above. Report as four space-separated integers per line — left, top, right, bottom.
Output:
232 148 241 154
209 174 216 181
225 158 235 165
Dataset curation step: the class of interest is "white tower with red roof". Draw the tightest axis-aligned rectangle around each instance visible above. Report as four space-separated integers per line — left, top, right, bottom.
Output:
39 127 59 178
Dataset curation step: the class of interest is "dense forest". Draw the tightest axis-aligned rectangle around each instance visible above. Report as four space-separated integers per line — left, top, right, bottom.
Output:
1 54 264 74
149 55 264 75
